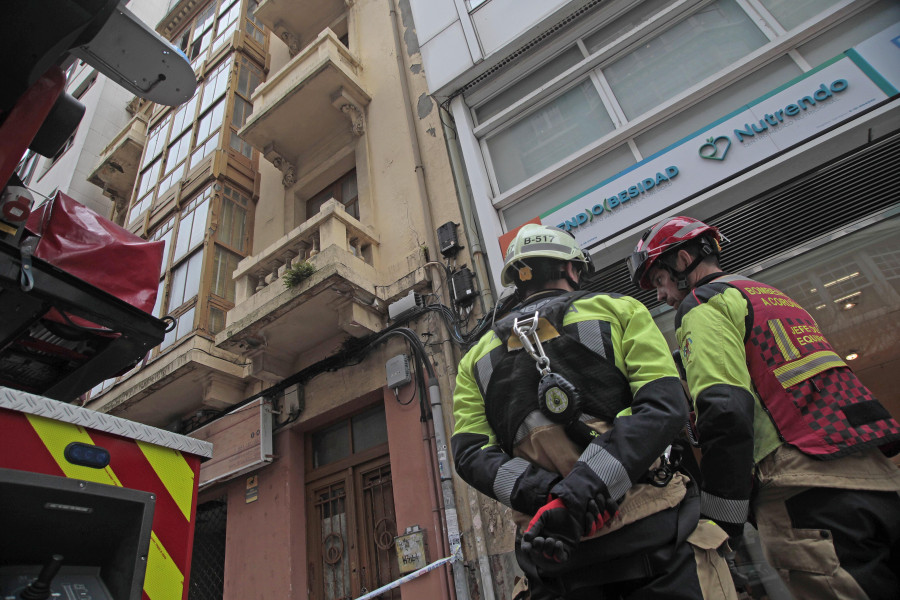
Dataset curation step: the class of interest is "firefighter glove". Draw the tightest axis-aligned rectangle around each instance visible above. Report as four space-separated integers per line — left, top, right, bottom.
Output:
521 498 581 564
550 468 617 536
584 497 619 536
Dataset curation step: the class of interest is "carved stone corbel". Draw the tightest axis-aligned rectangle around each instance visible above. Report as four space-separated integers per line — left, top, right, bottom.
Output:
331 88 366 136
263 143 297 188
273 21 300 57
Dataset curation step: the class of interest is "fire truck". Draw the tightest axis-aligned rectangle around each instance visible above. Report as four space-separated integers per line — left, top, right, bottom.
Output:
0 3 210 599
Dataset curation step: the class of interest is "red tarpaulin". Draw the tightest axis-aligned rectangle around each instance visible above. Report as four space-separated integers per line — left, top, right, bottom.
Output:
25 191 163 314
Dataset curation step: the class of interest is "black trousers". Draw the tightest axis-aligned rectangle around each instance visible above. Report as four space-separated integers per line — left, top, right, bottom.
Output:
785 487 900 600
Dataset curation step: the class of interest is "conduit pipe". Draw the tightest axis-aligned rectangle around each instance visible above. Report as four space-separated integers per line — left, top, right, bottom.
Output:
386 3 471 600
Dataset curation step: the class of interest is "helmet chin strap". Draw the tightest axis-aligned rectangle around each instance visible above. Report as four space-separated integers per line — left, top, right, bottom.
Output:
665 238 717 290
665 253 707 290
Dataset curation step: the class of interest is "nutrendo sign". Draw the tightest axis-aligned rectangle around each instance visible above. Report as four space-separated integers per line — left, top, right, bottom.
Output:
539 24 900 250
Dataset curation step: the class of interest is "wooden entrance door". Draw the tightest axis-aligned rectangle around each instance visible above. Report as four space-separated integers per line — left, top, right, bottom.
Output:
307 455 399 600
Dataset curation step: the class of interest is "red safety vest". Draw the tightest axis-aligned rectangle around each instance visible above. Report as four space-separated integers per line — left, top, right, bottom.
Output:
717 275 900 459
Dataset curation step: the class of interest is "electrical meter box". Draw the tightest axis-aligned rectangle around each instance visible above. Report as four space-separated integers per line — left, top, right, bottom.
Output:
0 386 212 600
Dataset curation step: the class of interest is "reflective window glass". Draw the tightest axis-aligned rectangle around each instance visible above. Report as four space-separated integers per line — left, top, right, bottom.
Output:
758 0 841 31
603 0 766 120
486 79 614 192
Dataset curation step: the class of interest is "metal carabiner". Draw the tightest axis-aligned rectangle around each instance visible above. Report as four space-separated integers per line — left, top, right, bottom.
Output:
512 311 551 376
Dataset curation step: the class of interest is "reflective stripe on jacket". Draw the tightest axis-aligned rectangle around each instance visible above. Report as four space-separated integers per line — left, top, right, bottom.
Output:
451 289 689 531
716 274 900 458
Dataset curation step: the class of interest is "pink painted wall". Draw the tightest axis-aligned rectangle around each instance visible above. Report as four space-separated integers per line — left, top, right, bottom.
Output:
383 384 453 600
222 429 308 599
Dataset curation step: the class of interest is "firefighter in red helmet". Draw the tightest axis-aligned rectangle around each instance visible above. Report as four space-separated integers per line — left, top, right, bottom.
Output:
629 215 900 600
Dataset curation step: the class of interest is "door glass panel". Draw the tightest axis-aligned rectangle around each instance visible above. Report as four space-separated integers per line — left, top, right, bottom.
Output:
352 406 387 453
360 464 398 598
313 421 350 468
314 482 350 600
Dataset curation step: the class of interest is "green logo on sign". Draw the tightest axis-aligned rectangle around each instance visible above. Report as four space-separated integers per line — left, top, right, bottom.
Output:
699 135 731 161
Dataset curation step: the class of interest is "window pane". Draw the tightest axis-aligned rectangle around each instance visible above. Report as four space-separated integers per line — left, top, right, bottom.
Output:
129 194 152 225
176 306 196 339
797 0 900 68
212 246 240 301
152 219 175 276
169 250 204 310
487 79 614 192
209 306 226 334
167 133 191 171
220 185 248 251
236 57 263 98
137 159 161 199
152 278 166 317
174 188 211 260
245 1 266 45
501 143 635 229
583 0 672 54
313 422 350 467
142 121 167 169
190 133 220 169
232 96 252 128
196 4 216 35
192 199 210 245
474 46 584 123
169 259 187 309
634 55 801 157
603 0 767 120
758 0 841 31
197 99 226 145
352 406 387 452
201 60 231 113
171 93 198 137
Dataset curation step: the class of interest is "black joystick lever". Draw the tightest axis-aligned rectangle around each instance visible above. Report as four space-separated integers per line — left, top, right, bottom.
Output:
19 554 64 600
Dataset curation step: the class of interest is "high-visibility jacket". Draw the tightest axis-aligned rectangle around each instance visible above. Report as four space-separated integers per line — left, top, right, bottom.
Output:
715 274 900 457
452 289 689 534
675 272 900 534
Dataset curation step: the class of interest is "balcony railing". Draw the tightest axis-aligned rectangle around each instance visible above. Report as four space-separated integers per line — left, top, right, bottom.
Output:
232 199 378 305
217 199 383 372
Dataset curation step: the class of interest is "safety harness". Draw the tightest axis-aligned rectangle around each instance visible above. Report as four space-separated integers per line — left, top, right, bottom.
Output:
474 291 680 485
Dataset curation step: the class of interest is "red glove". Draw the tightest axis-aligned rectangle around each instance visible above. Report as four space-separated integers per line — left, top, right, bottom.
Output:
521 498 582 563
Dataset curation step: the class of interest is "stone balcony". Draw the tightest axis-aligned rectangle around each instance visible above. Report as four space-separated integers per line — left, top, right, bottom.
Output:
253 0 348 57
216 200 384 381
88 113 148 223
238 28 370 187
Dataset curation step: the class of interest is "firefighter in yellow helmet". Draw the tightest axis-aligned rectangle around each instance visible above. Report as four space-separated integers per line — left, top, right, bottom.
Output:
630 216 900 600
452 223 736 599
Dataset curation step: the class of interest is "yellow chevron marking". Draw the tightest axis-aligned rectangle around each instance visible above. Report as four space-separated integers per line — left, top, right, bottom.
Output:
137 440 195 522
25 415 122 487
145 531 184 600
28 415 188 600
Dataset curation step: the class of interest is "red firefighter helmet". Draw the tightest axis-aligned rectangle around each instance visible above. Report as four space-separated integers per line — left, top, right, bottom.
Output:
627 216 722 289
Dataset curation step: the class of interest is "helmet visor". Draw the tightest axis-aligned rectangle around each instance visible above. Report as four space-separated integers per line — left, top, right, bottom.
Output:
625 250 648 284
